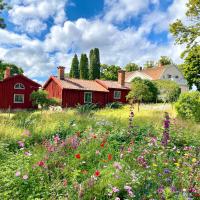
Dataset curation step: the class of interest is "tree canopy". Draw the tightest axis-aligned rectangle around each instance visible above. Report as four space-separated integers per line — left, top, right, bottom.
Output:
125 63 139 72
144 60 154 68
0 0 7 29
69 54 79 78
159 56 172 65
0 61 23 80
100 64 120 81
79 54 89 80
89 48 101 80
170 0 200 53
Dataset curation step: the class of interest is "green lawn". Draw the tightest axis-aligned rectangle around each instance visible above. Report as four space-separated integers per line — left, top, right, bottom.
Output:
0 104 199 199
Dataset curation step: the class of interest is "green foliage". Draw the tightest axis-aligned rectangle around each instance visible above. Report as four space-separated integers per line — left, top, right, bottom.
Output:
100 64 120 80
79 54 89 79
181 46 200 90
159 56 172 65
0 0 7 29
89 48 101 80
106 102 123 109
76 103 98 115
154 80 181 103
0 61 23 80
125 63 139 72
127 78 158 103
169 0 200 52
30 90 60 109
175 91 200 121
144 60 154 68
70 54 80 78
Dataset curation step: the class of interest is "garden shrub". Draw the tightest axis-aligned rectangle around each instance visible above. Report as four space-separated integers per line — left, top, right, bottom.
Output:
76 103 99 115
106 102 123 109
175 91 200 122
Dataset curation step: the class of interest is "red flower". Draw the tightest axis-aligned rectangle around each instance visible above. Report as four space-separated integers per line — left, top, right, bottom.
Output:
108 154 112 161
38 160 45 167
94 170 100 177
100 142 105 148
63 179 67 187
75 154 81 159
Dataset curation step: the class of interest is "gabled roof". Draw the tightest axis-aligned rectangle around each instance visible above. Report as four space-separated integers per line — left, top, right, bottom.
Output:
125 65 167 81
96 79 131 90
0 74 41 87
44 76 109 92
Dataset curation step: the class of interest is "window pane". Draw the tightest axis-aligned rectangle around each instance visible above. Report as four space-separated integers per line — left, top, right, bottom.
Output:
14 94 24 103
84 92 92 103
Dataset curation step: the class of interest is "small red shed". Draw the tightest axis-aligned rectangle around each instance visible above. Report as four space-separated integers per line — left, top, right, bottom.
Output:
43 67 131 108
0 67 41 109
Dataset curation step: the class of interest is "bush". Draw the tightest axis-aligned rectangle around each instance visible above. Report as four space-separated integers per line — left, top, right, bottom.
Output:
175 91 200 122
76 103 98 115
106 102 123 109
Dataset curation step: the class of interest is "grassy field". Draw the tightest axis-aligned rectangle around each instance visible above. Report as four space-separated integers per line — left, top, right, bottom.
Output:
0 104 199 199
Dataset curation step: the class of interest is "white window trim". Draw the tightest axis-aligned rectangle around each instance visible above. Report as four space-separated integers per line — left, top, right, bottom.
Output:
84 92 92 103
14 94 24 104
114 91 121 100
14 83 25 90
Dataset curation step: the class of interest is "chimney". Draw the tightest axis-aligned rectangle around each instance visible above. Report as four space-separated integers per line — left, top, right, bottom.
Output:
4 67 11 79
118 70 125 86
139 67 143 71
57 66 65 80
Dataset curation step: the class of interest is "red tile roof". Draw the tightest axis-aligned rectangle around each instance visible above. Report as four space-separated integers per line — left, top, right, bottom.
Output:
96 79 131 90
125 66 166 81
54 77 109 92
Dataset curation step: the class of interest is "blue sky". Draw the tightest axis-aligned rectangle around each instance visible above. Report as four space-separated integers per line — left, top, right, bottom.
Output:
0 0 187 83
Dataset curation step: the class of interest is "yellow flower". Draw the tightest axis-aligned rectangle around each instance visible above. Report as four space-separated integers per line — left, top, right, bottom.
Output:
192 158 197 163
175 163 180 167
152 163 157 167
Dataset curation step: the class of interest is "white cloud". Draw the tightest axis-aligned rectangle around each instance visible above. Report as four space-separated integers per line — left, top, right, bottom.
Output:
103 0 159 23
8 0 67 34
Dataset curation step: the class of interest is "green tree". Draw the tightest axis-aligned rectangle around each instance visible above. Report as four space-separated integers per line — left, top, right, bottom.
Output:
181 46 200 90
144 60 154 68
154 80 181 103
89 48 101 80
0 61 23 80
69 54 79 78
0 0 7 29
170 0 200 51
31 90 60 109
79 54 89 79
127 78 157 111
100 64 121 81
159 56 172 65
125 63 139 72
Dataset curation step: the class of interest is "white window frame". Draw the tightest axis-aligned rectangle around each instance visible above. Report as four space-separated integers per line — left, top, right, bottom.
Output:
14 94 24 104
14 83 25 90
114 91 121 100
84 92 92 104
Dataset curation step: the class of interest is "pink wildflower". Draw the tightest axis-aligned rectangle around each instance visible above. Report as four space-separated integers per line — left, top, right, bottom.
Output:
22 130 31 137
18 141 25 148
15 171 21 177
113 162 122 170
112 187 120 193
54 135 60 144
24 151 32 156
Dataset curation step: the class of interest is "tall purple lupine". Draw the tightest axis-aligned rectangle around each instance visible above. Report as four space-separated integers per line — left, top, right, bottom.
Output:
128 103 134 134
161 112 170 146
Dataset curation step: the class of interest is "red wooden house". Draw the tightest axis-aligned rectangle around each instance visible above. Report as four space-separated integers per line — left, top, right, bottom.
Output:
43 67 131 107
0 67 41 109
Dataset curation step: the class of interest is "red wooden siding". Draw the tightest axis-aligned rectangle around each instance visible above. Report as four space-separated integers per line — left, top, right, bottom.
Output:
44 79 62 100
107 89 130 103
0 75 40 109
62 90 108 107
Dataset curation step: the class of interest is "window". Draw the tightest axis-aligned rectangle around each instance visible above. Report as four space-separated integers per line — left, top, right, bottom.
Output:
114 91 121 99
14 94 24 103
14 83 25 89
167 74 172 79
175 75 179 79
84 92 92 103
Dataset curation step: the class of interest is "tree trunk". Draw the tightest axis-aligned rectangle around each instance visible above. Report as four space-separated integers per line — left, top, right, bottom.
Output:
138 101 140 112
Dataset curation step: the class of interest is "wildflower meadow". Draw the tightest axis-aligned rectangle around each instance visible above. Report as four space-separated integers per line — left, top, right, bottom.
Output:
0 104 199 199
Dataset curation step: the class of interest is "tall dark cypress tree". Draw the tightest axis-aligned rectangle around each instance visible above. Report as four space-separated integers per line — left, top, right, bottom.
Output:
89 48 101 80
69 54 80 78
80 54 89 79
